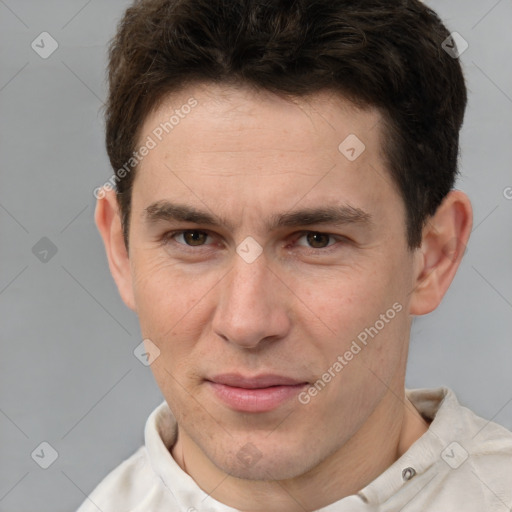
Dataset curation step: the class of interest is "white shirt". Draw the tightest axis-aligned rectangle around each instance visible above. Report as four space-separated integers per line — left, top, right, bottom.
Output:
77 387 512 511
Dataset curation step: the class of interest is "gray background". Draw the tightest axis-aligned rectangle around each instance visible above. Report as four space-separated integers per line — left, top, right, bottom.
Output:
0 1 511 511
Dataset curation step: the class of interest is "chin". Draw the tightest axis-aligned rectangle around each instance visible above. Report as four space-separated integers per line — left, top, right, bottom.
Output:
209 438 321 482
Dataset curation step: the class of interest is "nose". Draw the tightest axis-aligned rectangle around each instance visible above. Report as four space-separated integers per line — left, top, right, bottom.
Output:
211 250 291 349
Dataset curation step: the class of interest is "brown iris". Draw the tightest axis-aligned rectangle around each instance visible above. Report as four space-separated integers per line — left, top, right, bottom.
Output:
306 232 331 248
183 231 208 246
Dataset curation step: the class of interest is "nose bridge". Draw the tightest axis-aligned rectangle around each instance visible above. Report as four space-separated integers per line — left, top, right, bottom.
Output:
226 254 274 319
212 252 289 347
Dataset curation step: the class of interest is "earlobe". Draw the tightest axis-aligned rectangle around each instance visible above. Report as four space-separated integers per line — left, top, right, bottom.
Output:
94 187 137 312
409 190 473 315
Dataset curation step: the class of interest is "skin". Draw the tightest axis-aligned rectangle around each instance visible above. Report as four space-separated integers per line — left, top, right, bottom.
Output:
96 83 472 511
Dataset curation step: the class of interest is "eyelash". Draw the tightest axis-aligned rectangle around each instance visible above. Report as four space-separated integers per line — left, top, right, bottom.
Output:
160 230 348 253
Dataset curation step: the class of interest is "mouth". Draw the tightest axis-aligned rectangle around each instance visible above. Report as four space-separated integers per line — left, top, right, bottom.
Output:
206 373 309 412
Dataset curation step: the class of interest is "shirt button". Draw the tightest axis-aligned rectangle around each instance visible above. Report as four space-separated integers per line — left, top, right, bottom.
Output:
402 467 416 481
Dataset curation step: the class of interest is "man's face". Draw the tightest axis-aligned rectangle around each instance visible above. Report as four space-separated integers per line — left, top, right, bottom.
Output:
126 84 418 480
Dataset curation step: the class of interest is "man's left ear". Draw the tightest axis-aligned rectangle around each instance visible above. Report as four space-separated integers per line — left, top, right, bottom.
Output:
409 190 473 315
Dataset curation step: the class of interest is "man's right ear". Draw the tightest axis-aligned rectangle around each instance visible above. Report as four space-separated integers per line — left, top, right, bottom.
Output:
95 187 137 312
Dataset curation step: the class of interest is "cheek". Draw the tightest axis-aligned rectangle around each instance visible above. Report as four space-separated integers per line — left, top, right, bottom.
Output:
292 269 386 332
130 253 215 343
292 261 409 365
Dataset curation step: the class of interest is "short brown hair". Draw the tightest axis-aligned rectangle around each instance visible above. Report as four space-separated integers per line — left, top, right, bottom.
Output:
105 0 467 250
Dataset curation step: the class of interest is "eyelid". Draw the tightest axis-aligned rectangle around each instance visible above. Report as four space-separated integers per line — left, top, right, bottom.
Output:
294 232 338 248
284 231 353 258
162 229 216 247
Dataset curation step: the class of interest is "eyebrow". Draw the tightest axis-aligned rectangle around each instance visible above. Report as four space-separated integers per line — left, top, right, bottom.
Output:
143 201 372 232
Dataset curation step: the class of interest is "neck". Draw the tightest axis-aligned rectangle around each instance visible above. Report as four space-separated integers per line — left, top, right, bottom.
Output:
171 387 429 512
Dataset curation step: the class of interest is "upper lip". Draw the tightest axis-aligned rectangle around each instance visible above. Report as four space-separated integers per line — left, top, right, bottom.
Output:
208 373 307 389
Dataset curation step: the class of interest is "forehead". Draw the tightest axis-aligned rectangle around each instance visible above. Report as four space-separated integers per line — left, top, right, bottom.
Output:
132 83 400 229
142 83 384 158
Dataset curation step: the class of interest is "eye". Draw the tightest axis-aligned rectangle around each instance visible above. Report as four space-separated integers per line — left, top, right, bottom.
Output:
170 230 212 246
296 232 337 249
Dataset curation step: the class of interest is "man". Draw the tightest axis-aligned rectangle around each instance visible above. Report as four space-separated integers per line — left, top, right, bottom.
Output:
80 0 512 510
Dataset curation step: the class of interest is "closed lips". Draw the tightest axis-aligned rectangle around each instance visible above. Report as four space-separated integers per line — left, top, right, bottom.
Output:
208 374 308 388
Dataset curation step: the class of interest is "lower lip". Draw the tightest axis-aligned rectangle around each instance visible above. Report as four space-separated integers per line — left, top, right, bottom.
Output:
208 382 307 412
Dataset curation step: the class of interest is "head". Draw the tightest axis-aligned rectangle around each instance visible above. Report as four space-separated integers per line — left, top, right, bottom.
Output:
96 0 472 482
